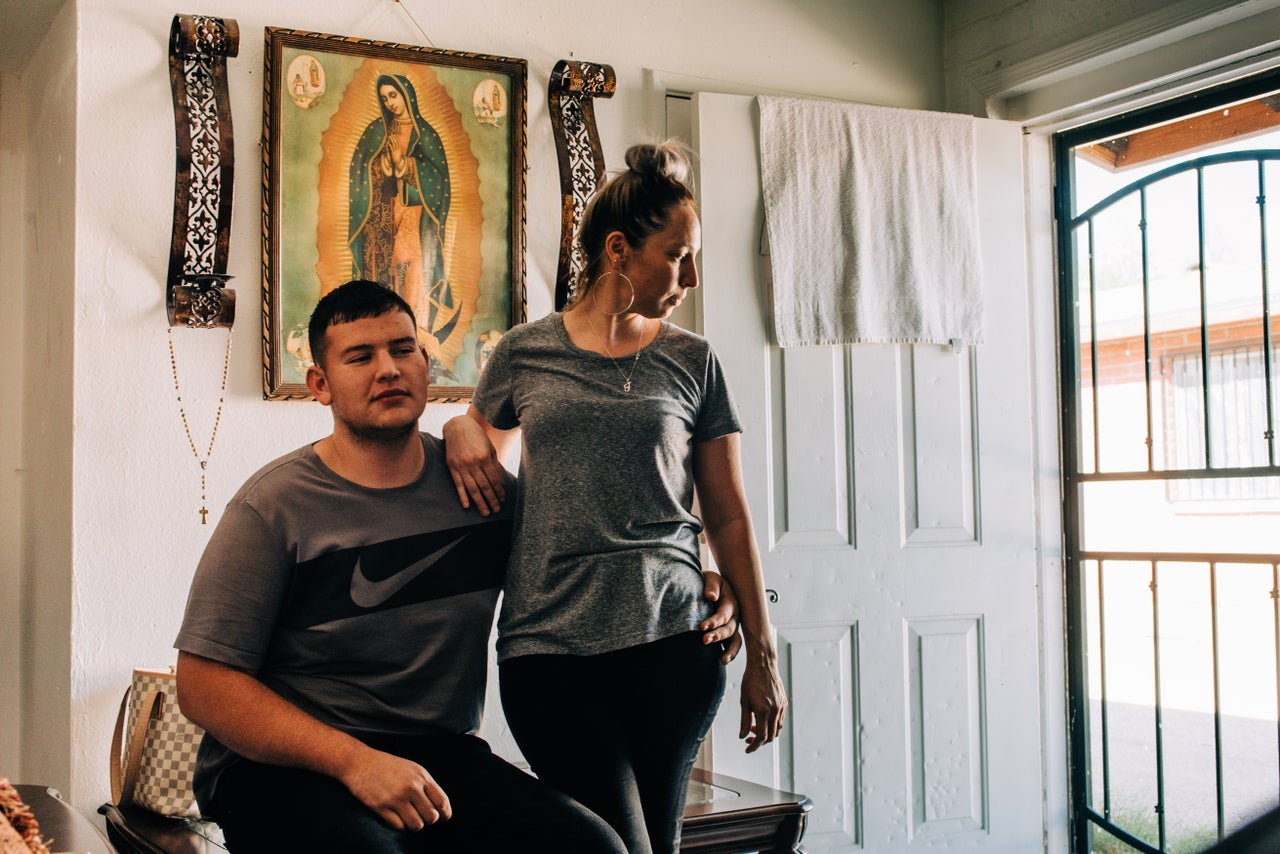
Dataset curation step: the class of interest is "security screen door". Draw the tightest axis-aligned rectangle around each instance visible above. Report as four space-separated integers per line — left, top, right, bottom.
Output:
1055 71 1280 854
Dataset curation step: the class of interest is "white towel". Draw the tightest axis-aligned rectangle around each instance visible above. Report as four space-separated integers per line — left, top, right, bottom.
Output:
758 96 984 347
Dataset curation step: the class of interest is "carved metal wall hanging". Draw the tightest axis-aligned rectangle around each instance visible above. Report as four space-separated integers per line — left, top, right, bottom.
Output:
166 13 239 328
548 59 615 310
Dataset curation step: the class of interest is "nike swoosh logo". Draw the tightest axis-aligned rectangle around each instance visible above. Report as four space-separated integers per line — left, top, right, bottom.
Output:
349 535 468 609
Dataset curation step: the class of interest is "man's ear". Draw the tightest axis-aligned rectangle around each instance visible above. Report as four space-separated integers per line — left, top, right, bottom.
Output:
306 363 332 405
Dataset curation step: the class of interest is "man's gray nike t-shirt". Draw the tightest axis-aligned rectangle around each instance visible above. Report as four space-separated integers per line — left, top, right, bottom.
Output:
472 313 741 661
174 433 514 809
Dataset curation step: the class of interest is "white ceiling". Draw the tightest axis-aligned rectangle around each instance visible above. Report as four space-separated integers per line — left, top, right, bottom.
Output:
1 0 64 74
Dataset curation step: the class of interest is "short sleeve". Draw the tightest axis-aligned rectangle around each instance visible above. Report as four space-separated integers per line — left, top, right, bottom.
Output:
471 331 520 430
693 346 742 442
173 499 291 671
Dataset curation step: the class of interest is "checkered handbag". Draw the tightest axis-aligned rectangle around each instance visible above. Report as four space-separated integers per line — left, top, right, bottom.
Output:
109 667 204 817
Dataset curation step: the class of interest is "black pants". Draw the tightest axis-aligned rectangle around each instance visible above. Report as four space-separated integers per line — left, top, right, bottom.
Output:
207 733 624 853
500 630 727 854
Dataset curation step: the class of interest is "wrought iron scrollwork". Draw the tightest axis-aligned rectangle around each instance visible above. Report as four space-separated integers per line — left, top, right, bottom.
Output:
548 59 616 310
166 13 238 328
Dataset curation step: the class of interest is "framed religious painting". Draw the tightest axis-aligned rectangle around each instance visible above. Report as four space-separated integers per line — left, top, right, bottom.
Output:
262 28 527 400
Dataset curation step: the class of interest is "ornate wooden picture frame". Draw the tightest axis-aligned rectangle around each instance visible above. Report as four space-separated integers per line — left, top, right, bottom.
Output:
262 28 527 400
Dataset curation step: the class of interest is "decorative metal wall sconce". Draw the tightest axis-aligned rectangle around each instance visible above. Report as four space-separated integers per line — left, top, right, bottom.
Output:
166 13 239 328
548 59 615 310
165 13 239 525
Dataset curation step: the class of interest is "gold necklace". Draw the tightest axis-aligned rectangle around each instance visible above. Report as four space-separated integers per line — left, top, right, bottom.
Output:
167 328 232 524
598 315 646 393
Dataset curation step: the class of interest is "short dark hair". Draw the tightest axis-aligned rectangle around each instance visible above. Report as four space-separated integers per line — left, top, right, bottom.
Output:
308 280 416 366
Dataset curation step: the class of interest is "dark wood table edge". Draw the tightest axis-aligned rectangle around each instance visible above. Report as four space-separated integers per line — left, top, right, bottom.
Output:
13 784 117 853
681 768 812 853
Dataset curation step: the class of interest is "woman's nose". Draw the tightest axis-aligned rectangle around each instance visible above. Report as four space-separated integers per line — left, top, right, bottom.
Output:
682 261 700 289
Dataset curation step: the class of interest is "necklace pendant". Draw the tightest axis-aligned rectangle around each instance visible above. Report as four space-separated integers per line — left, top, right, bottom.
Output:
623 379 631 393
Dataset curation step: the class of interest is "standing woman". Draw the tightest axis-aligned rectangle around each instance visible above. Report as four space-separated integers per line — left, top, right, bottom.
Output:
444 141 786 854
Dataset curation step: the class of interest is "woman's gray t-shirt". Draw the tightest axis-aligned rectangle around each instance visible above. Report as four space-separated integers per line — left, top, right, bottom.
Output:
473 313 742 661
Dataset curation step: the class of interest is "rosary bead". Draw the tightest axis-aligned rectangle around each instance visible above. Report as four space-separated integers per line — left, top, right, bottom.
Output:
169 328 232 524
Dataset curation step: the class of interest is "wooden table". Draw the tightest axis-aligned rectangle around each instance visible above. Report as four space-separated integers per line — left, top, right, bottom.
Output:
680 769 811 853
13 785 116 853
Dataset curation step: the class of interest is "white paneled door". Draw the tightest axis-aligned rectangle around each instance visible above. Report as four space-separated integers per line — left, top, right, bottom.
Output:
692 94 1044 853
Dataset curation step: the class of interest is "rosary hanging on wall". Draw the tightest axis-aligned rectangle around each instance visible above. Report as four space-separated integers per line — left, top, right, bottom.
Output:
168 328 232 524
166 12 239 523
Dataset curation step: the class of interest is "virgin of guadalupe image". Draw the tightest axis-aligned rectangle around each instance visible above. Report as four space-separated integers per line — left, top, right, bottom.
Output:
312 60 489 389
348 74 461 377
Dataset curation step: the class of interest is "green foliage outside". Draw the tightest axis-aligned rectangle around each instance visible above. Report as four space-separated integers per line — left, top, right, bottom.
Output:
1090 805 1219 854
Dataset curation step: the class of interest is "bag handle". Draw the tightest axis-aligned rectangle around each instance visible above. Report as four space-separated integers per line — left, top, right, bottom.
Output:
110 685 164 806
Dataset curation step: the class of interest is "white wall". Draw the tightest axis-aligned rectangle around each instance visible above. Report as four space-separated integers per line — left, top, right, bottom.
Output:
4 0 79 791
1 0 944 811
0 71 27 784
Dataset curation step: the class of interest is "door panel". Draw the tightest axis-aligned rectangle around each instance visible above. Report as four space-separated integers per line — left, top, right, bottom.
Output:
692 93 1042 853
776 346 854 547
900 346 978 545
782 623 861 843
907 615 985 836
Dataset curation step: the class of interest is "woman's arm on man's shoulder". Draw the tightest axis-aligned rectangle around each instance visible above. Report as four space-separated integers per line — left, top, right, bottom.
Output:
442 405 520 515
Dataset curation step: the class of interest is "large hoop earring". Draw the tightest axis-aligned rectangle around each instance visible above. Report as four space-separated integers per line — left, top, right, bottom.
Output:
590 270 635 316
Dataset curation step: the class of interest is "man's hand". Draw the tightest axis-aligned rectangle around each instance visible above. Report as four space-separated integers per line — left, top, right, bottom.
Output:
177 653 451 830
700 571 743 664
338 747 452 832
442 413 506 516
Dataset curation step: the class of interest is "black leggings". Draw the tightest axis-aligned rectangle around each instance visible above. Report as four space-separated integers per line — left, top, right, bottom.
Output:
499 630 727 854
207 733 624 853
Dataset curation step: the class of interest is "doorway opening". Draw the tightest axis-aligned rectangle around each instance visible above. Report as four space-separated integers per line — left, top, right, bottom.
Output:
1056 69 1280 853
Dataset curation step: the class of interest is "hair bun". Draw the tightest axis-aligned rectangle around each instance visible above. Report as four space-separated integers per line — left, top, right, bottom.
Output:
624 140 692 185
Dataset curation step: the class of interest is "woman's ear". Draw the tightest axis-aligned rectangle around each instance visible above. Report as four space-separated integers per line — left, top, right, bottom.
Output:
605 231 630 265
